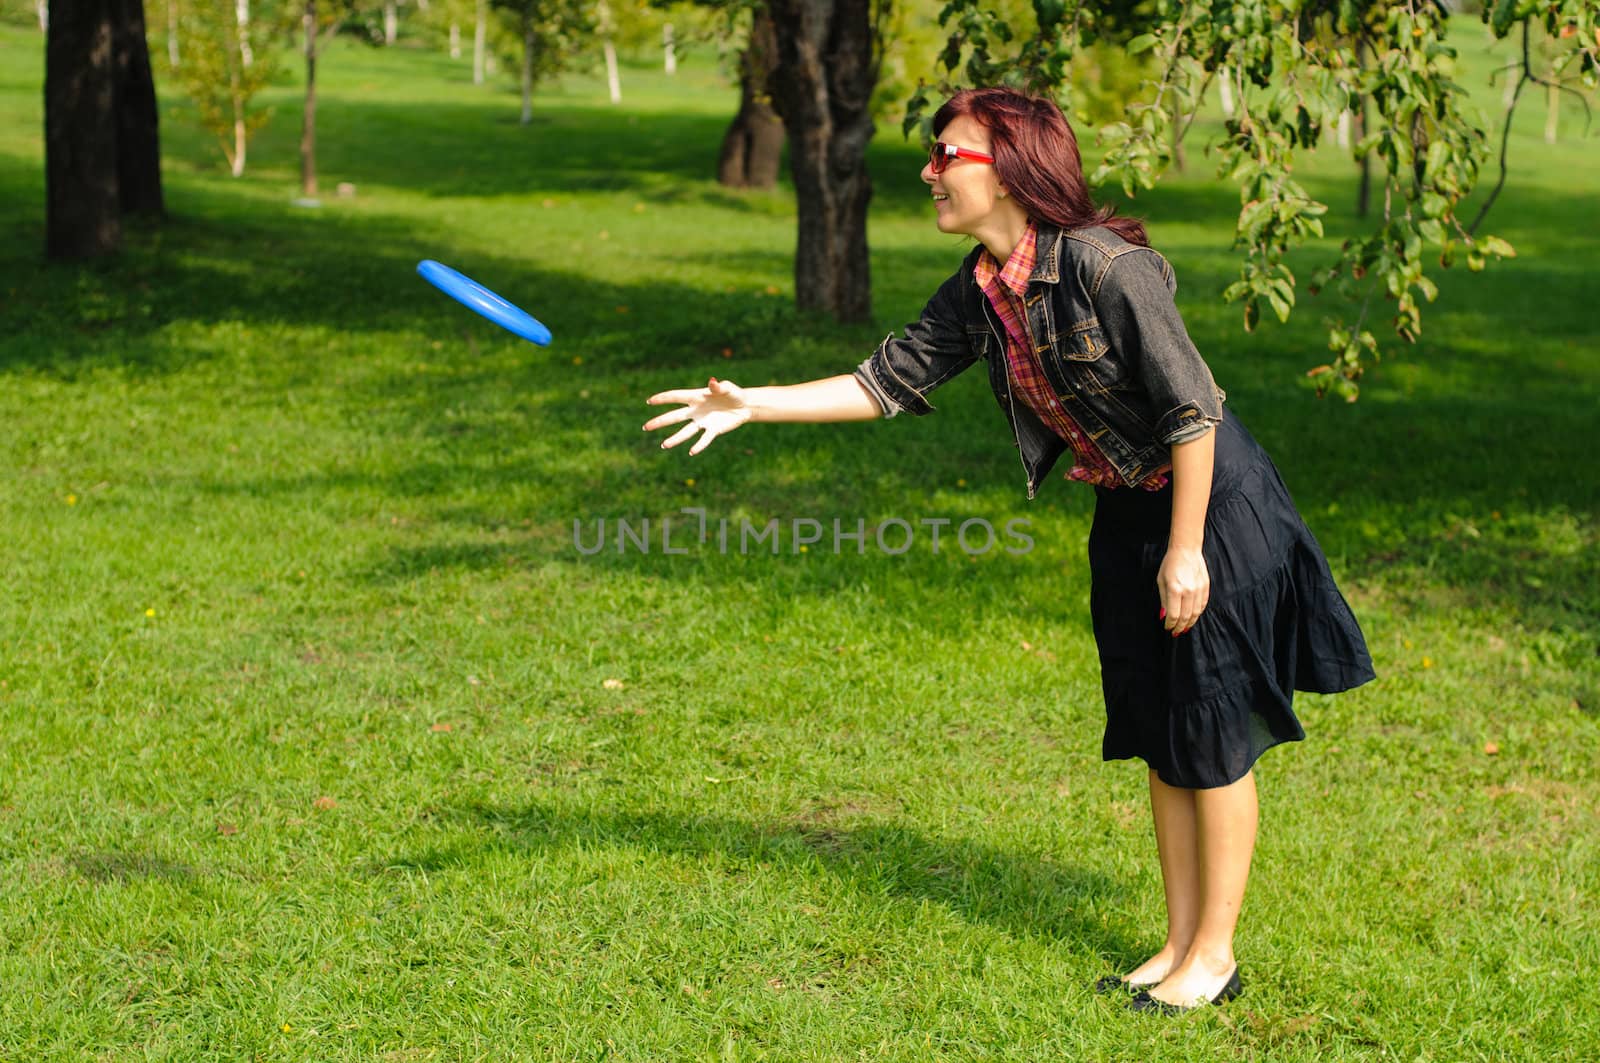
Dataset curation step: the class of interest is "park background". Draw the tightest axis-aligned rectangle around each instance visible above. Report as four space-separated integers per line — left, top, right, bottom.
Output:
2 1 1597 1058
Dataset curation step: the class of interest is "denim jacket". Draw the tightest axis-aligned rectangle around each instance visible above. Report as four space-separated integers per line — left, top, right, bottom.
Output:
853 223 1225 499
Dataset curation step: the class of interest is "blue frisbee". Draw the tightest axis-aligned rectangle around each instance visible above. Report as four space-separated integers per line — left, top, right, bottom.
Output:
417 259 552 346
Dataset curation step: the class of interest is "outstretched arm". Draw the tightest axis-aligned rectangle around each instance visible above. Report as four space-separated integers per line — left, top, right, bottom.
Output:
643 374 882 455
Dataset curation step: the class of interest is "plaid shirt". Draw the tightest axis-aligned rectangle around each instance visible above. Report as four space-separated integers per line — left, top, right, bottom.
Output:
975 224 1170 491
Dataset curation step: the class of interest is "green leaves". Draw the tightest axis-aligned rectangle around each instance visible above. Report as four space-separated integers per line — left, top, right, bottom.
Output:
1479 235 1517 259
1489 0 1525 39
910 0 1593 401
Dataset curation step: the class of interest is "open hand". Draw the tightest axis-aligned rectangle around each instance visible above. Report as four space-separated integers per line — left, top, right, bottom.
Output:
643 377 751 455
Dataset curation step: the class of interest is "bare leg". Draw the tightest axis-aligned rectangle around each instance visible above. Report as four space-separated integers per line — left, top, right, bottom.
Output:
1122 770 1201 984
1147 769 1259 1006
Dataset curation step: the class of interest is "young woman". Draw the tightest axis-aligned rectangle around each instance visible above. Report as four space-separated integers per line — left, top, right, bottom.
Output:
642 88 1375 1013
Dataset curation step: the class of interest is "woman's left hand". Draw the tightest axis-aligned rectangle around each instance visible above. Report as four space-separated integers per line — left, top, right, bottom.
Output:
1157 545 1210 636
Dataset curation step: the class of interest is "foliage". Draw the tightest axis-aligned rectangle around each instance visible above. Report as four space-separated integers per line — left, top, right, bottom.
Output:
488 0 593 89
592 0 668 56
173 0 283 176
910 0 1600 398
636 0 728 61
0 0 39 31
875 0 1152 134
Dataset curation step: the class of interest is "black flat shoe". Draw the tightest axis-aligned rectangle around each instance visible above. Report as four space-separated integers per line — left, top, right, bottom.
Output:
1128 967 1242 1015
1094 975 1158 995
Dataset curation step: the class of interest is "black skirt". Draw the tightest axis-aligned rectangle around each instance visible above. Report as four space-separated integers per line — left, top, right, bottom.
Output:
1088 409 1375 789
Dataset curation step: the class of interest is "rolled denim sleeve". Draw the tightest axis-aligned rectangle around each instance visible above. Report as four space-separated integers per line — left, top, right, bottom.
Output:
852 269 979 418
1092 248 1223 445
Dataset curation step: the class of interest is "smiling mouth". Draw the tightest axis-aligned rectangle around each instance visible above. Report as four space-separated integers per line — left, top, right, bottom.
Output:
932 194 949 202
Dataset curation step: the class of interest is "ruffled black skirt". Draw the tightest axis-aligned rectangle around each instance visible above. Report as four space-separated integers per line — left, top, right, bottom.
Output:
1089 409 1375 789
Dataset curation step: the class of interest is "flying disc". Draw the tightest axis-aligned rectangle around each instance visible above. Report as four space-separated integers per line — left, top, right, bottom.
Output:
417 259 552 346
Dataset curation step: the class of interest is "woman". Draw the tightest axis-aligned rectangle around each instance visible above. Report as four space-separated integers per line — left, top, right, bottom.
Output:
642 88 1375 1013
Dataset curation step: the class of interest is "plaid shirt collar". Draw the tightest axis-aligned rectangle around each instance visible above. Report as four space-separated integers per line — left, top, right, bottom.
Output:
973 222 1039 299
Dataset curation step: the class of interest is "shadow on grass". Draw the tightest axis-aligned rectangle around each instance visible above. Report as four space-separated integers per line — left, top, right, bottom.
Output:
157 86 934 214
374 800 1138 962
2 109 1594 650
68 851 199 883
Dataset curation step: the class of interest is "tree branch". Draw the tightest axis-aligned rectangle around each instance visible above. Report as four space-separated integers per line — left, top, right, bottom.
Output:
1470 21 1530 236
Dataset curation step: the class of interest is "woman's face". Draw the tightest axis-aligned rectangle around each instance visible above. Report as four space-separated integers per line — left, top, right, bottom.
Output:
922 115 1007 237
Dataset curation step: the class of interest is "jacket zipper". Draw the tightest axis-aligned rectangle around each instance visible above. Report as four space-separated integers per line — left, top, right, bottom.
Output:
979 298 1036 501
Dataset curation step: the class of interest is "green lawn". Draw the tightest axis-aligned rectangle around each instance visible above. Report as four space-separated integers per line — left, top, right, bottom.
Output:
1 20 1597 1061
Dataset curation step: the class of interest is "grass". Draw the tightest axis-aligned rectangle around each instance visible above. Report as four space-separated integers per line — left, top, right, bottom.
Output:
1 20 1597 1061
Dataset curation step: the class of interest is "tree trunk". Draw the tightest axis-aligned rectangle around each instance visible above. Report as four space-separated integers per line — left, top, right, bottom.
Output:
38 0 48 31
1544 82 1558 143
236 0 253 67
767 0 879 323
717 6 783 189
449 22 459 59
1218 68 1234 118
473 0 486 84
46 0 121 259
663 22 675 74
604 37 620 103
113 0 163 216
520 16 533 125
384 1 397 45
165 0 178 68
301 0 317 198
231 73 247 177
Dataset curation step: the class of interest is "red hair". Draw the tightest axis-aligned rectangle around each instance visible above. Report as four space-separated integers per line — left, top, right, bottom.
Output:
933 88 1149 247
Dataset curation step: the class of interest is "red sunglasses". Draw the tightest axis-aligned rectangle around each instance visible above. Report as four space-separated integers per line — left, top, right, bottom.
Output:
929 141 995 175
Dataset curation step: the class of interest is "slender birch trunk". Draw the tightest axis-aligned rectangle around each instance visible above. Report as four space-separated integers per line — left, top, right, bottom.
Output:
236 0 252 67
166 0 178 68
230 65 246 176
520 16 533 124
301 0 317 198
473 0 486 84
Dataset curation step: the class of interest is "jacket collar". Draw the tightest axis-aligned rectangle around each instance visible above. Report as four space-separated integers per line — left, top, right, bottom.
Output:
960 222 1063 299
1029 223 1063 284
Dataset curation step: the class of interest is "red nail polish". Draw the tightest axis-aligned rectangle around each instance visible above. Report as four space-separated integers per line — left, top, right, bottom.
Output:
1158 607 1166 619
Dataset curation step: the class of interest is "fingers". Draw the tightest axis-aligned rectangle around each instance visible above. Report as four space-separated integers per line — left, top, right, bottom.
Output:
642 406 694 432
661 423 699 450
1160 584 1210 636
646 388 710 407
1191 583 1210 633
645 378 747 452
688 426 720 456
1171 594 1195 636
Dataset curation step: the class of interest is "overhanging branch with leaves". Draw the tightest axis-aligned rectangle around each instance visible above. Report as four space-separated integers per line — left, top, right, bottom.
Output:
908 0 1599 399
